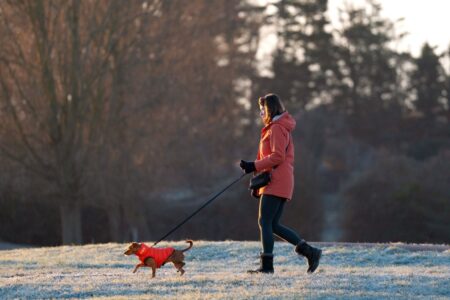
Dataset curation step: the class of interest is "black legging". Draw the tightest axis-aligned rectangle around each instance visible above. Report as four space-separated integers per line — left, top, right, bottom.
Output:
258 194 302 254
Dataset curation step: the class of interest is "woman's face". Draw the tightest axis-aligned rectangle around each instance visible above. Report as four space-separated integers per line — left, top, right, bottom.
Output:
259 105 265 118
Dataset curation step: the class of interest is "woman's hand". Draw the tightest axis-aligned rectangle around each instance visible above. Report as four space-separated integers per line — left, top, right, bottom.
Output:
240 160 256 173
251 189 259 199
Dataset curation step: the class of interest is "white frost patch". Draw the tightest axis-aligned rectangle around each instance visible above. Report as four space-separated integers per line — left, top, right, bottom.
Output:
0 241 449 299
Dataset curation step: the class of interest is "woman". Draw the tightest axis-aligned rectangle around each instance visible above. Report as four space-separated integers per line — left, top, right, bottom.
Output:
240 93 322 274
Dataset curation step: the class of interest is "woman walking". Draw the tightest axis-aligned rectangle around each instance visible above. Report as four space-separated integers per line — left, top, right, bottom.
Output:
240 93 322 274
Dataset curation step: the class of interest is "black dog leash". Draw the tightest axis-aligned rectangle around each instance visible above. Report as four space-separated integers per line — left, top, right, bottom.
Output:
153 172 248 246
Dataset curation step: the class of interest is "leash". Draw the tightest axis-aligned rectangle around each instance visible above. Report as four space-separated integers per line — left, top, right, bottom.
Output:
153 172 248 246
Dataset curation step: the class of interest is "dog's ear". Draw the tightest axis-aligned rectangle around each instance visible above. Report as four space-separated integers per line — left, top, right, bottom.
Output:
131 242 140 248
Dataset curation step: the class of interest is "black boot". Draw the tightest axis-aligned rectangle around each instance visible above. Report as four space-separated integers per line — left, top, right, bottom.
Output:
295 240 322 273
247 253 274 274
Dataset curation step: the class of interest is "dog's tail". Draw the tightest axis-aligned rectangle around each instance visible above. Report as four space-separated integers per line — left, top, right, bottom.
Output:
181 240 193 252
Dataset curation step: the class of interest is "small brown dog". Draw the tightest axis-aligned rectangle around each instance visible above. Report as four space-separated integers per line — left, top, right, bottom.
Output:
124 240 193 278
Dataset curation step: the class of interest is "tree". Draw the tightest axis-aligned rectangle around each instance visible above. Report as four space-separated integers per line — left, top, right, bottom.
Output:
411 43 447 122
334 0 407 144
253 0 340 111
0 0 149 244
341 151 450 243
446 46 450 121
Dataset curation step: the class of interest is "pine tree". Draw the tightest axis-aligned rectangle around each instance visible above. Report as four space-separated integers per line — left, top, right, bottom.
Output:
411 43 447 122
334 0 406 144
253 0 340 111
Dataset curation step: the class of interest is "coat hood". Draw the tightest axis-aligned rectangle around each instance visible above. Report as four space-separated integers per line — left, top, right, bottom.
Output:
268 112 296 132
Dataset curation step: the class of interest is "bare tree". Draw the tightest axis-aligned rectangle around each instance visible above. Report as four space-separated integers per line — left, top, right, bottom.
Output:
0 0 150 244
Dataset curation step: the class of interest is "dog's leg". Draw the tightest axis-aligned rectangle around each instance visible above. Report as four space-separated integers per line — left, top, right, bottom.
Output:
170 251 186 275
174 262 185 276
144 257 157 279
172 261 180 273
180 262 185 276
133 263 145 273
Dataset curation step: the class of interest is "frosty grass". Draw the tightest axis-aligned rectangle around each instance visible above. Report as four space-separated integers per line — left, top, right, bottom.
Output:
0 241 449 299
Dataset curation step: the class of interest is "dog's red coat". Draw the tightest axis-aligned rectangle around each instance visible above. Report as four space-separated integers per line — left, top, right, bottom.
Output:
135 243 175 268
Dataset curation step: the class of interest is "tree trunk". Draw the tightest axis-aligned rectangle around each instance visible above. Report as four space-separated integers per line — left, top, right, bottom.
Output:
60 202 83 245
123 205 151 242
135 210 151 241
108 204 125 242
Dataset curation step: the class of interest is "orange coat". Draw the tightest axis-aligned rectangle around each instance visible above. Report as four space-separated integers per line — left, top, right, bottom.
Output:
254 112 296 200
136 243 175 268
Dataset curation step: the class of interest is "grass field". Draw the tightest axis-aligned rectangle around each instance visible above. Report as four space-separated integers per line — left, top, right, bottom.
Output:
0 241 449 299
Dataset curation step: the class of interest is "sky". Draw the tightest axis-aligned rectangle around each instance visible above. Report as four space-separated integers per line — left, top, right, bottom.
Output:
328 0 450 57
255 0 450 75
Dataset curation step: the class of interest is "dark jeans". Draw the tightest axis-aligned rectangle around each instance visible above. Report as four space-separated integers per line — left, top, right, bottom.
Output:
258 194 302 254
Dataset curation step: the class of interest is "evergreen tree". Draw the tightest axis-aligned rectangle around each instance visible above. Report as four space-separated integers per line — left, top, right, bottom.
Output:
335 0 406 144
411 43 447 122
253 0 340 111
405 43 449 160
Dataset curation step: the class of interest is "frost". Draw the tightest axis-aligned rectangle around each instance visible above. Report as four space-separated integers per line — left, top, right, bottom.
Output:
0 241 448 299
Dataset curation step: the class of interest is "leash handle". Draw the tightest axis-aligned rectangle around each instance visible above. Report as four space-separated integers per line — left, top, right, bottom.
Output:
153 172 248 246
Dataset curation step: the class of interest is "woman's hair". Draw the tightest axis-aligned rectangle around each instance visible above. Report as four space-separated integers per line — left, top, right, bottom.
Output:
258 93 286 125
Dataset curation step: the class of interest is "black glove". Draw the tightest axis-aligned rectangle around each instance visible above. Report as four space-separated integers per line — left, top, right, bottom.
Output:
251 188 260 199
240 160 256 174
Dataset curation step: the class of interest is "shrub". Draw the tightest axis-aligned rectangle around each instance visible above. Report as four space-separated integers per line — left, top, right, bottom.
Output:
341 151 450 243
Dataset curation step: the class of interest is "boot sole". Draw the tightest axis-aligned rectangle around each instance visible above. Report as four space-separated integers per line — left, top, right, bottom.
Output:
307 249 322 274
247 270 274 274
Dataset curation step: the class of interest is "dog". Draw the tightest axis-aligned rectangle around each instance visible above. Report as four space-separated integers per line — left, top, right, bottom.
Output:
124 240 193 278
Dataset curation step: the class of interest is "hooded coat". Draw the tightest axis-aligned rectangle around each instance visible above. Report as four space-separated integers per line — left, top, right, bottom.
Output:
254 112 296 200
135 243 175 268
